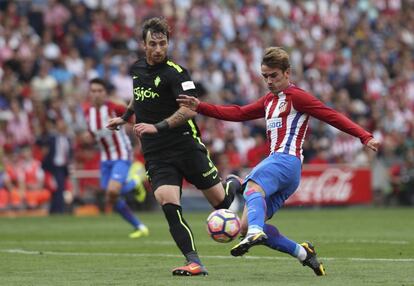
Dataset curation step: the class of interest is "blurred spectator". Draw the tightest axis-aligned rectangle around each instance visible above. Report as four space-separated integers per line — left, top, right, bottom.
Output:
111 62 132 102
30 60 58 101
234 125 256 166
223 140 242 174
308 138 331 165
246 133 270 168
64 47 84 77
6 98 34 148
37 118 72 214
0 146 13 209
398 149 414 205
14 145 51 208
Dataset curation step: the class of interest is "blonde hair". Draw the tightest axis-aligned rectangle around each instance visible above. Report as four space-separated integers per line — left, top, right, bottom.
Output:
261 47 290 71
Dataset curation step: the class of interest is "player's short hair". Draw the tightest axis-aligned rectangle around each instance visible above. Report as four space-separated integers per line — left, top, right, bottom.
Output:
142 17 170 42
261 47 290 71
89 78 108 92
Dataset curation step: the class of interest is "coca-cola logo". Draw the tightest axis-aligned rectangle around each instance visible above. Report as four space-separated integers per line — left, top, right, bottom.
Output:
291 168 354 202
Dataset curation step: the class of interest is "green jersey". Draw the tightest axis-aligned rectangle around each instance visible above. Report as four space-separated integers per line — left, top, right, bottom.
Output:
130 58 206 160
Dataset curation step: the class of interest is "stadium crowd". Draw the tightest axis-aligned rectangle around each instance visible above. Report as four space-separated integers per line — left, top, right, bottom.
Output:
0 0 413 211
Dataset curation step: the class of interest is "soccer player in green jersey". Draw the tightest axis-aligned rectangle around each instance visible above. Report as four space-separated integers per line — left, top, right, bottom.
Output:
107 17 241 276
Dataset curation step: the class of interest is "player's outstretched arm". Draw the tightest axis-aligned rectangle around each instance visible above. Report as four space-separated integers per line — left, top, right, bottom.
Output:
133 106 196 137
365 137 380 152
106 99 134 130
177 94 200 111
177 94 265 121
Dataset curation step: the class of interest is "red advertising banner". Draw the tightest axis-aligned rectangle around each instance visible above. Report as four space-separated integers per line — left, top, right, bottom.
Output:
285 165 372 206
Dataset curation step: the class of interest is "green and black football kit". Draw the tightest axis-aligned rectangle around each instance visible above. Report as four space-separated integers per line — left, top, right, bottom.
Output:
130 58 221 191
129 57 240 269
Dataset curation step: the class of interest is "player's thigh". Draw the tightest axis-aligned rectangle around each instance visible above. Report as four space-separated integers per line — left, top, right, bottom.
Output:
100 161 113 190
146 159 183 204
266 177 301 218
107 180 122 196
244 180 265 196
244 155 281 197
109 160 130 188
179 150 221 190
154 185 181 205
246 153 300 197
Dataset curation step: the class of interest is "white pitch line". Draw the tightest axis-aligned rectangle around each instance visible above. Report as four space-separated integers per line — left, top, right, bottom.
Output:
0 239 410 246
2 249 414 263
0 240 177 246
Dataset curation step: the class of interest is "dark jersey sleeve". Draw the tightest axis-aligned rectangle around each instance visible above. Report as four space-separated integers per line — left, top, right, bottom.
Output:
168 64 198 99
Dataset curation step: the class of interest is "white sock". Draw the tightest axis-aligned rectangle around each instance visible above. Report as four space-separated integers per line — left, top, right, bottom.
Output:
247 226 263 235
296 244 307 262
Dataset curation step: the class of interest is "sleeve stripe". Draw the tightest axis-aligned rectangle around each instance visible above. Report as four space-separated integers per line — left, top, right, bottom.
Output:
166 60 183 73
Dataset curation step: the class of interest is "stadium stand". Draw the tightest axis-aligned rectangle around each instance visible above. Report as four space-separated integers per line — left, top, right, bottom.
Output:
0 0 413 212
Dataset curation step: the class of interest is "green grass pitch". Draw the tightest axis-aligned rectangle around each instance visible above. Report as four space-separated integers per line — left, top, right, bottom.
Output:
1 208 413 286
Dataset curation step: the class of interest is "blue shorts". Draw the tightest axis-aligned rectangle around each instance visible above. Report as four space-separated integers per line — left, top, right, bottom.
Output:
0 172 5 188
245 152 301 218
100 160 131 194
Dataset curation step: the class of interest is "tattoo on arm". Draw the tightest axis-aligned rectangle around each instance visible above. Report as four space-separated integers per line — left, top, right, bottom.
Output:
165 108 190 128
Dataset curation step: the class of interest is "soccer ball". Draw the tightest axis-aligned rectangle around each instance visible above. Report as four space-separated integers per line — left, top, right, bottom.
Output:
206 209 241 243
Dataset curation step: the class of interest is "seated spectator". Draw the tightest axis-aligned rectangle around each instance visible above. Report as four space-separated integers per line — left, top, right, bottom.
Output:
246 134 270 168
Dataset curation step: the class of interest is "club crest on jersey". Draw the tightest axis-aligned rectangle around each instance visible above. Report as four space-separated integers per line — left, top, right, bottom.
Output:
154 76 161 87
278 101 287 113
267 118 283 130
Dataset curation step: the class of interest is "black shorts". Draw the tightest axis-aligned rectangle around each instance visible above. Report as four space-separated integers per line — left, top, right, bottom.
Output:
145 149 221 192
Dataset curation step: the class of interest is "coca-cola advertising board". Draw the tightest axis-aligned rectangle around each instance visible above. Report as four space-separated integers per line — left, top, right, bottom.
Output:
285 165 372 206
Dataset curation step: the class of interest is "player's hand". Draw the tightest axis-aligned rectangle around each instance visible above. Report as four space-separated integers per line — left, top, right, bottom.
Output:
106 117 126 130
366 138 380 152
134 123 157 137
177 95 200 111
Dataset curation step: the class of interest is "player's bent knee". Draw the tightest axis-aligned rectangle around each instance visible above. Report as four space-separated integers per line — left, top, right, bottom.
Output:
243 188 264 200
154 185 181 205
107 189 119 204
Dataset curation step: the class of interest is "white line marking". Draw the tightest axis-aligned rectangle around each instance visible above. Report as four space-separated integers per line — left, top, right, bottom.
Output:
2 249 414 263
0 240 176 245
0 239 409 246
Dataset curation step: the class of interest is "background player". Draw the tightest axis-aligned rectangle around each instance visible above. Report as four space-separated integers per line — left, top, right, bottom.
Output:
83 78 148 239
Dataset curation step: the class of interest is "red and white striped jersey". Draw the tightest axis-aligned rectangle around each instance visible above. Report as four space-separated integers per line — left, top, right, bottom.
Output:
197 84 373 162
85 101 132 161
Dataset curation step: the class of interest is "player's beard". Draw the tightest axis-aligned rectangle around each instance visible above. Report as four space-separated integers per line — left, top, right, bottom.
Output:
152 53 165 64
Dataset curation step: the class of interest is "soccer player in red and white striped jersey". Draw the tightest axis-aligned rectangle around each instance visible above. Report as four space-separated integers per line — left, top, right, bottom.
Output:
85 93 132 162
177 47 380 276
83 78 148 239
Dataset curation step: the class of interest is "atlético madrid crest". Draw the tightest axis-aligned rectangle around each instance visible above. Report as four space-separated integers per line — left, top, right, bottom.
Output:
279 101 287 113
